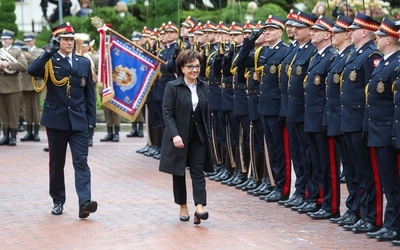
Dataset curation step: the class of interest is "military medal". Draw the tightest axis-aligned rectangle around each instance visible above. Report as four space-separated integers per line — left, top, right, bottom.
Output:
377 81 385 93
296 65 302 75
269 65 277 74
333 73 340 84
221 83 226 88
314 75 321 85
349 70 357 81
80 77 86 87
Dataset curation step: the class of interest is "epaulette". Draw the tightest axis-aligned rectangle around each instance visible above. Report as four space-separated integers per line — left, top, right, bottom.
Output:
368 51 383 58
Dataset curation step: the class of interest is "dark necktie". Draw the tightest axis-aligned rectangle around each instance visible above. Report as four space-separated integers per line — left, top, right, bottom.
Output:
65 56 72 69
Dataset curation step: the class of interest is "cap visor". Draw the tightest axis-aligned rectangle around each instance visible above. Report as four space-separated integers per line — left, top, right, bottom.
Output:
348 24 362 29
291 22 308 28
311 25 326 31
265 24 282 29
374 30 387 36
330 26 346 33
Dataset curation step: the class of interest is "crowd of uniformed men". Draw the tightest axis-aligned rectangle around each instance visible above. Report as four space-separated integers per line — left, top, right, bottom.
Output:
2 7 400 245
132 10 400 245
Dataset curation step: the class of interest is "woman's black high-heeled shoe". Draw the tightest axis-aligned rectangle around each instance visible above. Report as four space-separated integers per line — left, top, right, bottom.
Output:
194 211 209 224
179 215 190 221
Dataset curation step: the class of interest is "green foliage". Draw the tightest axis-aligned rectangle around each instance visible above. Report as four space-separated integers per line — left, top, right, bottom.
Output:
0 0 18 37
253 3 288 22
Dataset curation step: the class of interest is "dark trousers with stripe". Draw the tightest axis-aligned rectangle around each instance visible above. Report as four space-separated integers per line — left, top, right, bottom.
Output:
306 132 340 213
334 135 358 215
345 132 383 226
287 122 309 198
47 128 91 206
261 115 291 196
375 147 400 230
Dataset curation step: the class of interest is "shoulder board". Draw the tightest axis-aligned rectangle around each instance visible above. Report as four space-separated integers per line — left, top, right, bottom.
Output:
368 51 383 58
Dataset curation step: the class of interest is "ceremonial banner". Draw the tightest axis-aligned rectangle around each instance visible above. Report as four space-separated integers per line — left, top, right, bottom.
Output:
97 27 161 121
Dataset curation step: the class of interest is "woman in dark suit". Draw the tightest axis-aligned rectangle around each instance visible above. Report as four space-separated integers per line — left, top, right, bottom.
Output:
159 49 213 225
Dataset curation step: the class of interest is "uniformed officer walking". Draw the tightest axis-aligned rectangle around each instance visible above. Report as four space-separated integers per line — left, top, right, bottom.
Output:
28 22 98 218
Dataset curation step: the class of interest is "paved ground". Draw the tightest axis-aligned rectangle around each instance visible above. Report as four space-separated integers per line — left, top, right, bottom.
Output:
0 130 395 249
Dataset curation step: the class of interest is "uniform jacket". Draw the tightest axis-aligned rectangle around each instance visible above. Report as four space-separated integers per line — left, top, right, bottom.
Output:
366 51 400 147
159 76 213 176
304 45 336 132
235 38 260 120
341 40 382 133
21 46 45 91
259 41 288 116
279 42 298 118
206 43 221 111
27 51 96 131
393 61 400 149
153 44 176 102
286 40 316 123
0 46 27 94
323 45 354 136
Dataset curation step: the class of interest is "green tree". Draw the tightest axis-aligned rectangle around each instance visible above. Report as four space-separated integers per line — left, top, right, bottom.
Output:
0 0 18 36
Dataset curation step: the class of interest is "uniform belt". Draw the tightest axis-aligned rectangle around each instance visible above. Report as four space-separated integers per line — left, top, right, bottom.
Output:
221 82 232 88
233 84 247 90
208 81 220 86
246 88 259 95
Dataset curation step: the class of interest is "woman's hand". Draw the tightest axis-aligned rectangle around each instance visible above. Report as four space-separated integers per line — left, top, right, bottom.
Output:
173 135 184 148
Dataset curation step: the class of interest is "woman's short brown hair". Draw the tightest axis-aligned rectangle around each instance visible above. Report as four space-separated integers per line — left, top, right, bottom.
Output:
175 49 203 77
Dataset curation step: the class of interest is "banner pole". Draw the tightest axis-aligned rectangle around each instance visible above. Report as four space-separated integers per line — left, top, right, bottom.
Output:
91 16 167 66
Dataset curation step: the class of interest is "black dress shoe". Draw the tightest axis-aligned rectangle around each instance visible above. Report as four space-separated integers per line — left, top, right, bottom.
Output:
298 202 319 213
194 211 209 225
330 212 350 223
253 188 272 197
376 230 400 241
352 221 379 233
235 178 252 189
343 218 365 231
264 191 288 202
179 215 190 221
291 201 308 211
366 227 390 238
79 200 98 219
309 209 340 219
51 203 63 215
393 240 400 246
248 182 266 195
278 194 298 206
241 180 261 191
338 213 360 226
285 196 304 208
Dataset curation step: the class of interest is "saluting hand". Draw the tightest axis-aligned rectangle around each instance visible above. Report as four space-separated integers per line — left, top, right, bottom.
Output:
173 135 184 148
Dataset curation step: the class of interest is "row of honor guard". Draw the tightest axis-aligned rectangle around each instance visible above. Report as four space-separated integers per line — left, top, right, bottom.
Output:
131 12 400 244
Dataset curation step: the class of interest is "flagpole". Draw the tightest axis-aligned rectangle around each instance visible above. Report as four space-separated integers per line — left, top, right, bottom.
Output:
91 16 167 66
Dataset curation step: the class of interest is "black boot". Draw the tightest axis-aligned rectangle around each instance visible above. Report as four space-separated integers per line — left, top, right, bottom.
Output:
18 117 25 132
127 122 138 137
0 128 9 145
137 122 144 137
8 129 17 146
100 127 113 142
33 125 41 142
112 126 120 142
21 125 34 141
